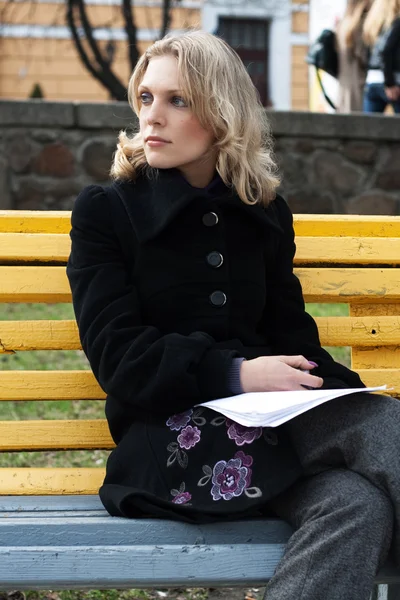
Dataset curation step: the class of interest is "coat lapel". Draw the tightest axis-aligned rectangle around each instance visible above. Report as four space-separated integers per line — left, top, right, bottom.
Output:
112 168 283 243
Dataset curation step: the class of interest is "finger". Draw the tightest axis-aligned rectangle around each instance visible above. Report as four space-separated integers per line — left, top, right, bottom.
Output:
299 373 324 389
280 355 310 370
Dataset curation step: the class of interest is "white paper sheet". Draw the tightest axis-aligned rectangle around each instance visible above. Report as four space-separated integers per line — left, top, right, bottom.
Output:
198 386 387 428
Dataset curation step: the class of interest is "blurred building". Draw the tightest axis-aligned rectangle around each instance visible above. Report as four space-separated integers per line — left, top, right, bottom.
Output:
0 0 310 110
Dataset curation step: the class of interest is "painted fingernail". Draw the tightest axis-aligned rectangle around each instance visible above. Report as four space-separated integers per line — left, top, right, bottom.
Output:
309 361 318 367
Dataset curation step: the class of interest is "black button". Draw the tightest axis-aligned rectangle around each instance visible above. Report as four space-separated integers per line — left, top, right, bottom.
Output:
202 212 219 227
206 251 224 268
209 291 227 307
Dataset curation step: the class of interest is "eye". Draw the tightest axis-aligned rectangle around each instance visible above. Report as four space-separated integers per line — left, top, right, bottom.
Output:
171 96 187 107
139 92 152 105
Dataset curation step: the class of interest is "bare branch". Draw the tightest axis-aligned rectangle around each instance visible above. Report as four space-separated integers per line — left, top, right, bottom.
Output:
74 0 127 99
121 0 139 71
160 0 172 39
66 0 126 100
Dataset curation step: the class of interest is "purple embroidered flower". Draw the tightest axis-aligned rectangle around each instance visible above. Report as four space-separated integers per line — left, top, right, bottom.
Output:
211 451 253 501
235 450 253 488
226 419 262 446
166 409 193 431
172 492 192 505
177 425 201 450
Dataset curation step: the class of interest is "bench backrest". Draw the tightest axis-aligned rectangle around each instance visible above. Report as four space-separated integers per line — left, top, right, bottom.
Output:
0 211 399 496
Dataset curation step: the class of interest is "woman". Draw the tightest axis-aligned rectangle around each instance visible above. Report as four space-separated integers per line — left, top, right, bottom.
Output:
336 0 371 112
363 0 400 112
67 31 399 600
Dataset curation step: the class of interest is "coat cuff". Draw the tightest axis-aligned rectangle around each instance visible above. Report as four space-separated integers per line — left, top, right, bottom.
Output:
227 357 245 395
196 349 241 401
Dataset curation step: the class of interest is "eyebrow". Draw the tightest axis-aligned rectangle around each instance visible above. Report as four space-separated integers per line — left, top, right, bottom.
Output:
138 85 184 94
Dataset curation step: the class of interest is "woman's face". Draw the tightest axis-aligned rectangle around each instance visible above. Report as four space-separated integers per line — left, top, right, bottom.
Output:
138 55 216 188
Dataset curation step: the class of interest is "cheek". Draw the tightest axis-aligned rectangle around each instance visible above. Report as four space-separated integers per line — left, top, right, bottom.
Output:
183 117 213 146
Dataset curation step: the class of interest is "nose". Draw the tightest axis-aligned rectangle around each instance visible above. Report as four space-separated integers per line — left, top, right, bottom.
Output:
146 99 166 127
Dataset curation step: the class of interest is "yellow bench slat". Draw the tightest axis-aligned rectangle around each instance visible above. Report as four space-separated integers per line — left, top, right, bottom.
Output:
298 268 400 303
0 419 113 451
0 233 70 263
1 317 400 352
0 468 104 495
295 237 400 265
0 211 71 234
0 320 80 352
1 211 399 237
294 215 400 237
0 371 104 401
315 316 400 347
0 267 71 302
1 267 399 303
352 347 400 370
2 234 400 265
357 369 399 394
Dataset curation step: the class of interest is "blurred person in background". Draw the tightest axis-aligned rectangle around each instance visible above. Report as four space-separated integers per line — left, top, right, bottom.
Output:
336 0 371 113
363 0 400 112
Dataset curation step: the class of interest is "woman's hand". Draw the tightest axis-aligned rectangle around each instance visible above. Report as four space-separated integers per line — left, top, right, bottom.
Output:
240 355 324 393
385 86 400 101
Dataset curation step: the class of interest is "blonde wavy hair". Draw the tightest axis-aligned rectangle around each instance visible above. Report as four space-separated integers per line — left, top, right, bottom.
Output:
337 0 371 49
110 30 280 206
363 0 400 45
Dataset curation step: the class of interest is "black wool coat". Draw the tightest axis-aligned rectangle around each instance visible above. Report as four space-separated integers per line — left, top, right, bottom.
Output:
67 168 365 522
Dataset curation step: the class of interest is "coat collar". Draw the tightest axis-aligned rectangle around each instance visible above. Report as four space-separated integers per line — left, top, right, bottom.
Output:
112 168 283 243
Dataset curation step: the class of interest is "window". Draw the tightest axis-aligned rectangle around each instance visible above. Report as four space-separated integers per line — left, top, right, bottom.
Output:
218 18 271 106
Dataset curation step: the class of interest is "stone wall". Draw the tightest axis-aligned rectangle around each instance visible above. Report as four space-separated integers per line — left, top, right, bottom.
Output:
1 100 400 214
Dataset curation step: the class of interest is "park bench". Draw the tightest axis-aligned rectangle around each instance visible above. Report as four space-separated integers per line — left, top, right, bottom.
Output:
0 210 399 598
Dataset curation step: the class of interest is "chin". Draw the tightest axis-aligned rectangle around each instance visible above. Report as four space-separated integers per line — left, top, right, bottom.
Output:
145 156 180 170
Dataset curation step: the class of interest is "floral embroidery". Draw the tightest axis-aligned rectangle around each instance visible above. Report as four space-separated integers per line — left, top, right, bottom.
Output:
211 451 253 501
191 407 206 427
166 410 193 431
167 442 188 469
178 425 201 450
226 420 262 446
171 482 192 505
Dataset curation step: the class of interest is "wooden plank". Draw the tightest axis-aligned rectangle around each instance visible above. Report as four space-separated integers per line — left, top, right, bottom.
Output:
0 468 104 495
0 371 104 401
0 233 70 263
1 233 399 265
0 320 80 352
0 419 113 451
295 237 400 265
0 267 70 302
0 211 71 234
1 267 399 304
0 367 397 403
0 495 103 512
0 543 288 589
357 369 399 395
315 316 400 347
1 211 399 238
350 303 400 317
294 215 400 237
0 514 292 545
298 269 400 303
1 317 399 352
351 347 400 370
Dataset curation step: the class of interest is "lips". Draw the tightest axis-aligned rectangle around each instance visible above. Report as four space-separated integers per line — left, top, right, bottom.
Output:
145 136 171 143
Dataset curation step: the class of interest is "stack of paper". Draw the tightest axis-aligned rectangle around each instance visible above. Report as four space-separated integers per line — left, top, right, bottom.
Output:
199 386 387 428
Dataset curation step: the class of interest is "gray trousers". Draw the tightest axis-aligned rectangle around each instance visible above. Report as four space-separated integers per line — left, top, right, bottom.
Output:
264 392 400 600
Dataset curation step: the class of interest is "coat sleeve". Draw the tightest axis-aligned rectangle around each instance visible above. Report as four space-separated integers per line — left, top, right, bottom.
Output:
259 195 365 389
382 18 400 87
66 185 239 416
